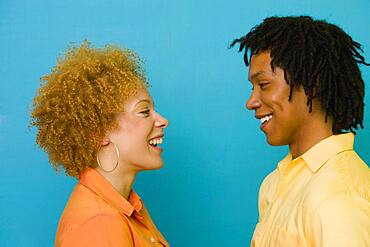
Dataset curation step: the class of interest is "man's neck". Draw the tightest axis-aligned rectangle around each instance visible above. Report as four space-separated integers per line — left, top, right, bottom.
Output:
289 114 334 159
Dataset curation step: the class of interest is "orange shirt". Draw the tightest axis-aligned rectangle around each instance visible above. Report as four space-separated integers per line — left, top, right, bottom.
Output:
55 167 169 247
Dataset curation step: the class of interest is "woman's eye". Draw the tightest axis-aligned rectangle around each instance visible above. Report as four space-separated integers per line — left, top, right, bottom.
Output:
140 110 150 115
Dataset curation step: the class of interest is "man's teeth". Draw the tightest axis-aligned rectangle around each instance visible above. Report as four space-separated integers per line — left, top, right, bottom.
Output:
149 138 163 145
260 115 272 124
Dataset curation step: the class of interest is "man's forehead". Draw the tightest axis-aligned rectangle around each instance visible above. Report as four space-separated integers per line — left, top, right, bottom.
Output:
248 51 276 80
248 63 274 81
250 51 272 67
249 71 273 81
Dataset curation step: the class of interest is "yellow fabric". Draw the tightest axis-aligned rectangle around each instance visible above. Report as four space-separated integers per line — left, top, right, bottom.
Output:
251 133 370 247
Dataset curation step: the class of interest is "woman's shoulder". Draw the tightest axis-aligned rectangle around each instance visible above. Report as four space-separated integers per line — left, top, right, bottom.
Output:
67 183 114 209
56 184 132 246
58 183 123 231
55 212 133 247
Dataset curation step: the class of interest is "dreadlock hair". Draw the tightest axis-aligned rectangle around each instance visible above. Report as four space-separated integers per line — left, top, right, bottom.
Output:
230 16 369 134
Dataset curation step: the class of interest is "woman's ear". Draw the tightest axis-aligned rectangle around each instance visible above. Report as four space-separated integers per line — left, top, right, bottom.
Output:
90 132 110 146
101 138 110 146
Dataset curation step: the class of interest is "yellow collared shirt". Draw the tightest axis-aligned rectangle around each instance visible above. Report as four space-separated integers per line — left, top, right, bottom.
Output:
251 133 370 247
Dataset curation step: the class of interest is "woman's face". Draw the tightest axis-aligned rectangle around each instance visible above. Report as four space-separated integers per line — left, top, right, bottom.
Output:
104 89 169 172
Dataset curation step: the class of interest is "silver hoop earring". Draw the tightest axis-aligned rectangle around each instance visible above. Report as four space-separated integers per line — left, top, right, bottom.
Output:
96 142 120 172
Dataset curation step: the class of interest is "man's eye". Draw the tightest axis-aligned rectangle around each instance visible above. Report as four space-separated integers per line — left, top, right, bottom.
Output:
259 83 269 89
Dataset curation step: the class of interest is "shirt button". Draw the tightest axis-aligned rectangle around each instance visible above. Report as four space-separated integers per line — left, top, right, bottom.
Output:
150 237 156 243
277 198 282 204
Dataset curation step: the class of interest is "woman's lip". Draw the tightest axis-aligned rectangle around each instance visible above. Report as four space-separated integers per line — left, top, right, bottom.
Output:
150 144 163 152
148 134 164 141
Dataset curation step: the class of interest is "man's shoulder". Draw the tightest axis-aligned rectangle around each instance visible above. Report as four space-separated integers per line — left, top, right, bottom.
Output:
319 150 369 192
304 150 369 210
330 150 369 173
260 168 279 190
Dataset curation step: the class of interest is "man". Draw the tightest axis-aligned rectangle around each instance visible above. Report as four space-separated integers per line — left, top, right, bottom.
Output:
231 16 370 246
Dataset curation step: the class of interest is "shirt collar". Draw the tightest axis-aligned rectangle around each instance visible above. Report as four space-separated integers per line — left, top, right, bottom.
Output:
277 152 299 176
79 167 143 217
279 133 354 173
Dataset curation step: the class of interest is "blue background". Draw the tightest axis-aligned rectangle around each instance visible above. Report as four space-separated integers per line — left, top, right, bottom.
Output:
0 0 369 246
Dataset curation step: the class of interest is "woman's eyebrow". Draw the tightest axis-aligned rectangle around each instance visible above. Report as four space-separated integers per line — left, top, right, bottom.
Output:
134 99 152 107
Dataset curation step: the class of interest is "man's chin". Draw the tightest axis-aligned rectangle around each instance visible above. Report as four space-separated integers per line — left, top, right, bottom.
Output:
266 136 286 146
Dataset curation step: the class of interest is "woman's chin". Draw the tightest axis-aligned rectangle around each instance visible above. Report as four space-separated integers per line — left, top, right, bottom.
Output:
138 160 164 171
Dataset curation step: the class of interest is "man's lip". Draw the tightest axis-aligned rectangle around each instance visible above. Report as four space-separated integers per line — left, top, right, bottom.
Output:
255 113 273 119
259 115 272 131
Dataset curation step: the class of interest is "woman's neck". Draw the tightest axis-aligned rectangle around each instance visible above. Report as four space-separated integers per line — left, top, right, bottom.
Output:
96 167 137 199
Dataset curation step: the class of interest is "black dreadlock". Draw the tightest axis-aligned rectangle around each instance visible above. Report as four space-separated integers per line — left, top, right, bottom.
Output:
230 16 369 134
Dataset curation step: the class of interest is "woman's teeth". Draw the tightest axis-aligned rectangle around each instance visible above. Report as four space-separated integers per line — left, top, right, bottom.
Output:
260 115 272 124
149 138 163 146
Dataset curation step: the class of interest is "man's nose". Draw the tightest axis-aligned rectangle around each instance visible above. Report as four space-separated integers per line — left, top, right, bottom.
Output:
246 91 261 110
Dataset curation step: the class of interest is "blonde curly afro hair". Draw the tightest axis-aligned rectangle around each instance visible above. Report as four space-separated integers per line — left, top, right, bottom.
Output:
31 41 149 178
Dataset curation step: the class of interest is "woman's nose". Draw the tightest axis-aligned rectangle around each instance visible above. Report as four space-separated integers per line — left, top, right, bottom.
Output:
155 112 169 128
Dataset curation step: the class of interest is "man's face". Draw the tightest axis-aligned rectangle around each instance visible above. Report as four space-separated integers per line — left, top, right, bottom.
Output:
246 51 311 146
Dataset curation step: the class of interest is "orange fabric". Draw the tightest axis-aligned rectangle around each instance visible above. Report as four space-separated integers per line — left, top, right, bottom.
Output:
55 167 169 247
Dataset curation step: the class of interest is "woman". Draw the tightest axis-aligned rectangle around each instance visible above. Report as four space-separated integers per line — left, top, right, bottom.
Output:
31 41 170 246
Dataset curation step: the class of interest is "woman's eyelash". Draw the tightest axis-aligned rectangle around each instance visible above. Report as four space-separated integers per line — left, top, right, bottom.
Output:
140 109 150 114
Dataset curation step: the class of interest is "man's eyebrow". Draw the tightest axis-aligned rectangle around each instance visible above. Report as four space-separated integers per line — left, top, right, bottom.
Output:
249 71 271 81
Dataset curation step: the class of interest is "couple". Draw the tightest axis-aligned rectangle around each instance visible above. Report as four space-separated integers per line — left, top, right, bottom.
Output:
31 16 370 246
